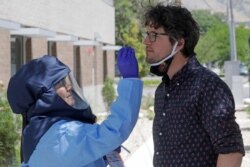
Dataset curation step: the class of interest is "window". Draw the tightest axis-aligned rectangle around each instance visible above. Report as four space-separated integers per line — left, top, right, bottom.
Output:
11 36 24 76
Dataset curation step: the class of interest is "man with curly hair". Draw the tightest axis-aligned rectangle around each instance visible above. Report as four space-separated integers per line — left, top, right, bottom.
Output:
142 3 245 167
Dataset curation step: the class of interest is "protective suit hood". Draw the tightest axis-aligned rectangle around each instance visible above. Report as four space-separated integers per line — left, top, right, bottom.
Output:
7 55 96 122
7 55 96 163
8 55 68 114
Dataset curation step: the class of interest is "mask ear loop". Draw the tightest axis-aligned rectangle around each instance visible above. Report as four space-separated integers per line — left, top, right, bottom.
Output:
149 42 179 66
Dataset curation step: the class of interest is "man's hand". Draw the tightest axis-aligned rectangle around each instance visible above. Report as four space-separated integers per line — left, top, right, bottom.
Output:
117 46 139 78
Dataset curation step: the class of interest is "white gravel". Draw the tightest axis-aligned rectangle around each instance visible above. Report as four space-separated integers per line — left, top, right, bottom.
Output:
120 116 153 161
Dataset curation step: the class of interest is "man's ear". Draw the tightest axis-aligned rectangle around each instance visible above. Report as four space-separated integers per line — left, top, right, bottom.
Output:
177 38 185 49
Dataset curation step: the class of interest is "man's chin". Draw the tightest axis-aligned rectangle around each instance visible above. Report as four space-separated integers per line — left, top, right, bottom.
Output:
146 60 162 65
146 58 157 64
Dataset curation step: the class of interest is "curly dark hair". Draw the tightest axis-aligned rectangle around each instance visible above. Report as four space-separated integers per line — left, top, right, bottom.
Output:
142 4 200 57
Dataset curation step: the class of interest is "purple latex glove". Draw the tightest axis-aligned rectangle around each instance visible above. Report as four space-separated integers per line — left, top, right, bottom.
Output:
117 46 139 78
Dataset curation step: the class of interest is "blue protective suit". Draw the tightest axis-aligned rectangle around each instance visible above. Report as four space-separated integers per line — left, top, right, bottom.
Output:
7 55 143 167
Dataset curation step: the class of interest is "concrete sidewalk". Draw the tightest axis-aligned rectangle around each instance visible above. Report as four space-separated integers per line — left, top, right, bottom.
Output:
124 136 153 167
125 111 250 167
236 111 250 167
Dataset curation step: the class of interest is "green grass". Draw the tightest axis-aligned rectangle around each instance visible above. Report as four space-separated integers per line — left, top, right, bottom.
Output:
245 106 250 115
143 79 161 86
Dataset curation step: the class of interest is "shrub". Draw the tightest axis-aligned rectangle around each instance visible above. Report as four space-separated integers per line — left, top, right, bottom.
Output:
102 78 115 112
141 94 155 120
245 105 250 116
0 92 21 167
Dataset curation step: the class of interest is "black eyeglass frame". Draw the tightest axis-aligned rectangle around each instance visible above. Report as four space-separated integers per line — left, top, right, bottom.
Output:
144 31 169 42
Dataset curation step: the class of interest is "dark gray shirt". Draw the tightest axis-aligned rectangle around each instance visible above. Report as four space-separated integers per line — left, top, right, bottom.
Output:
153 56 245 167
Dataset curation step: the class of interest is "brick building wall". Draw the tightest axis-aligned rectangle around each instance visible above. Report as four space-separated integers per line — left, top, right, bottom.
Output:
105 50 115 79
31 38 48 59
80 46 95 86
0 30 11 87
94 45 104 85
56 42 74 71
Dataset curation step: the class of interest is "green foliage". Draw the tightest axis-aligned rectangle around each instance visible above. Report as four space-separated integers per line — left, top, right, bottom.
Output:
114 1 250 76
141 94 155 120
192 10 226 34
196 22 229 67
101 78 115 112
246 105 250 116
122 19 149 77
0 93 21 167
114 0 153 77
235 25 250 69
146 109 155 120
141 94 154 110
194 10 250 70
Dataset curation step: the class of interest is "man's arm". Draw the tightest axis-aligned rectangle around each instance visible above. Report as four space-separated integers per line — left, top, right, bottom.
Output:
217 153 243 167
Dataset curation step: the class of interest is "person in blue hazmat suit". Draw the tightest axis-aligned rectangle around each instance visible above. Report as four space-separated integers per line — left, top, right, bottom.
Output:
7 46 143 167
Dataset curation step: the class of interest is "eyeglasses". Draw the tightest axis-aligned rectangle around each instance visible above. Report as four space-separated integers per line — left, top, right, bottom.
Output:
144 31 169 42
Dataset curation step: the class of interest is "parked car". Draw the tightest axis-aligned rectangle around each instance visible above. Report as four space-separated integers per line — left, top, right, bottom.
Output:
240 63 249 76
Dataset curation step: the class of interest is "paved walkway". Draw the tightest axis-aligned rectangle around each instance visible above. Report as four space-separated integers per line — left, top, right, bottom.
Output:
124 136 153 167
236 111 250 167
125 111 250 167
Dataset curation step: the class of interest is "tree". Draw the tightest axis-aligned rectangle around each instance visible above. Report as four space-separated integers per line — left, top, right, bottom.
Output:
194 12 250 70
115 0 167 77
115 0 151 77
195 21 230 67
192 10 226 35
235 25 250 68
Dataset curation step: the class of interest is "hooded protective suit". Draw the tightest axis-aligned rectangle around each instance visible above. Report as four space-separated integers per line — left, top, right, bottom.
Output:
7 55 143 167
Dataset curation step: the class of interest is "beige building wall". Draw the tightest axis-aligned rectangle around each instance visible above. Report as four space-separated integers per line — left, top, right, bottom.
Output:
0 0 115 44
0 0 117 97
0 0 116 114
0 29 11 87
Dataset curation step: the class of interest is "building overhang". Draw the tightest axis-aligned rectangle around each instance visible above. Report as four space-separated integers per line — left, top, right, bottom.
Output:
0 19 20 30
73 40 99 46
103 45 121 51
47 35 78 42
10 28 56 37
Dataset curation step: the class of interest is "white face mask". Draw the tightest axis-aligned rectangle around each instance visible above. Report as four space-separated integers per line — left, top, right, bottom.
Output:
149 42 178 66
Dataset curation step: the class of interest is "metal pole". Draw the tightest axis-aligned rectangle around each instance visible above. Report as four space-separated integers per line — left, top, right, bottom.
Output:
228 0 237 61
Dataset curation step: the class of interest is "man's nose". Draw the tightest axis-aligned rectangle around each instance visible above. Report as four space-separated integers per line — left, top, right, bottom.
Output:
143 36 151 45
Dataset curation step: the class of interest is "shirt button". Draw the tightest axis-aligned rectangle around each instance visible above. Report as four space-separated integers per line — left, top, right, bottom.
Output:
177 83 180 86
162 113 166 116
166 93 170 97
156 152 159 155
159 132 163 136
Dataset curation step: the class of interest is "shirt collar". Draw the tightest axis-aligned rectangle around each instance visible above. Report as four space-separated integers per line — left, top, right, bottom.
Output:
168 56 201 85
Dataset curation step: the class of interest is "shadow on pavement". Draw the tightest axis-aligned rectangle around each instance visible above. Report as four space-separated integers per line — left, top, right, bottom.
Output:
241 127 250 131
244 145 250 152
